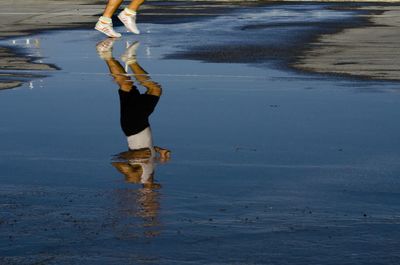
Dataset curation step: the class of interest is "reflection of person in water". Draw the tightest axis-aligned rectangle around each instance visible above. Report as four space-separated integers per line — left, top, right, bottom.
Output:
96 38 170 188
96 39 170 236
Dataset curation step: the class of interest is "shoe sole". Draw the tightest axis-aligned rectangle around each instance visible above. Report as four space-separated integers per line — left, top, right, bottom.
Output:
95 25 121 38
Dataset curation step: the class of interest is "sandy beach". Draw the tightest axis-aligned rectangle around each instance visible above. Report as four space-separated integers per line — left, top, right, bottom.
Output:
294 5 400 80
0 0 100 89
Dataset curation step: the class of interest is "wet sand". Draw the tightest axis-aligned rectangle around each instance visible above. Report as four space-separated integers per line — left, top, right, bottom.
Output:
293 5 400 80
0 0 100 89
168 2 400 81
0 0 101 39
0 45 57 90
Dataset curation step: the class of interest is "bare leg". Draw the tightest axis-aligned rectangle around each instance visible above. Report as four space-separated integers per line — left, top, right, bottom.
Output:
105 58 133 92
128 0 145 12
129 63 162 96
102 0 124 18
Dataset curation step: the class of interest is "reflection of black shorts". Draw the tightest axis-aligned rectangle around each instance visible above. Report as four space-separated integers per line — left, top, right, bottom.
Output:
119 87 159 137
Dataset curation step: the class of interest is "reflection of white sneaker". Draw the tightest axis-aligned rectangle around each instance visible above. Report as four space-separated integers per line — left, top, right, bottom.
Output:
121 41 140 64
118 9 140 34
95 20 121 38
96 38 116 60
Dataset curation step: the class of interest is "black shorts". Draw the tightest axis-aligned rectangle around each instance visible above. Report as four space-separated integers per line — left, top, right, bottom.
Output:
119 88 160 137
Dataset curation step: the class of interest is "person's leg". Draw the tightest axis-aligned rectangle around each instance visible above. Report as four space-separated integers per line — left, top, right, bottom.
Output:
127 0 145 12
117 0 145 34
102 0 124 18
95 0 124 38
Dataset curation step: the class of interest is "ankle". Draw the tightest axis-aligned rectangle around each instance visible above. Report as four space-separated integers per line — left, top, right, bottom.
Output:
123 7 137 16
99 16 112 24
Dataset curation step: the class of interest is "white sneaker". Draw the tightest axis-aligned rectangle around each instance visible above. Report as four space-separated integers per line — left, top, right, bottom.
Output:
95 20 122 38
118 10 140 34
121 41 140 64
96 38 116 60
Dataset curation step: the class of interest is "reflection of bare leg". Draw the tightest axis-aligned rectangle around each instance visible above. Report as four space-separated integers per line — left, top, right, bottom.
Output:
101 55 133 92
155 146 171 162
130 62 162 96
96 40 132 89
112 162 142 183
120 41 161 95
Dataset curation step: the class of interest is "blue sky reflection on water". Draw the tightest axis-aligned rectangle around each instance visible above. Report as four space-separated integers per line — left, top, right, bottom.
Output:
1 4 400 264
